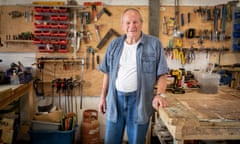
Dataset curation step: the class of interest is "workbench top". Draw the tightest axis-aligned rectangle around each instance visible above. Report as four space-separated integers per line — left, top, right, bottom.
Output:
157 86 240 143
0 84 23 91
0 83 32 110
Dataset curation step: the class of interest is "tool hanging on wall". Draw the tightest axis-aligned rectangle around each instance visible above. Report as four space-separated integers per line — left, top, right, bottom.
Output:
66 78 74 113
180 13 184 27
33 58 45 97
187 12 190 24
92 4 97 21
96 55 100 69
97 28 120 49
213 6 220 41
0 37 3 47
79 59 85 109
56 78 62 109
83 1 102 22
24 9 33 22
8 10 23 18
162 16 168 35
86 46 96 69
185 28 196 39
220 4 227 41
73 80 80 114
51 63 57 105
173 0 183 38
175 38 183 48
97 7 112 20
94 24 103 42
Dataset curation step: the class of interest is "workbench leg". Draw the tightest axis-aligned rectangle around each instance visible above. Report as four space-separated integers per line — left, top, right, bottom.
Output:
28 82 34 120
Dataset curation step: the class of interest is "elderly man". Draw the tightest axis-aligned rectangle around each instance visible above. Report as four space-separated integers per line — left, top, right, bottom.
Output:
98 8 168 144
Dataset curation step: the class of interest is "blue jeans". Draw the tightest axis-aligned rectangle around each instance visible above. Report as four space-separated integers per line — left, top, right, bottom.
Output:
104 91 149 144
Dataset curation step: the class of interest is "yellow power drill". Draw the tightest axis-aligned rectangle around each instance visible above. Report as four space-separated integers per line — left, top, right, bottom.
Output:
170 69 185 94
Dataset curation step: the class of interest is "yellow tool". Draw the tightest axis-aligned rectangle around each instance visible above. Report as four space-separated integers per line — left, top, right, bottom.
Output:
172 48 179 60
172 48 186 64
32 1 65 5
178 49 186 64
170 69 185 94
175 38 183 48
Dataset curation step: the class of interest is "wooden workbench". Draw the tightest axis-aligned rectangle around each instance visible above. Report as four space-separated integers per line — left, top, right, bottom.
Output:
156 87 240 144
0 82 34 119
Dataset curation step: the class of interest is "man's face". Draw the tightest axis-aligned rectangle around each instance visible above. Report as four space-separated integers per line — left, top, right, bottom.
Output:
121 10 142 39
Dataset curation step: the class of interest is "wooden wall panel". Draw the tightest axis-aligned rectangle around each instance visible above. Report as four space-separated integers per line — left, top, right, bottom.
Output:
0 5 237 96
0 6 35 52
159 6 232 49
35 6 149 97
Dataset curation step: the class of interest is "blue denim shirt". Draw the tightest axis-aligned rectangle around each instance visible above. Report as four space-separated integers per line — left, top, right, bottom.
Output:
99 32 168 124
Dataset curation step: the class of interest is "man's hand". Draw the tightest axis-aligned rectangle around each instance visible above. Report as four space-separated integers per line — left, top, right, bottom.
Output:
98 97 107 114
152 95 168 110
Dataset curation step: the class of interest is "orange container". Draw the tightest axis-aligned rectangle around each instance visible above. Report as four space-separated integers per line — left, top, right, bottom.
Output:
81 109 100 144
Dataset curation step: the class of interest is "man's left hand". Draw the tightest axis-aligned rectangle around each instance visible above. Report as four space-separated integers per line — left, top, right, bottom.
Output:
152 95 168 110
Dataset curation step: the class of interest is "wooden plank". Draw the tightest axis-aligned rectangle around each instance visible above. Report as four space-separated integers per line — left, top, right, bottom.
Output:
175 90 240 121
0 88 12 102
0 83 30 110
157 88 240 141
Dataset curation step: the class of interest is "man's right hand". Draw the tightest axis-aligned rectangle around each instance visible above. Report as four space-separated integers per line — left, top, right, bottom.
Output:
98 97 107 114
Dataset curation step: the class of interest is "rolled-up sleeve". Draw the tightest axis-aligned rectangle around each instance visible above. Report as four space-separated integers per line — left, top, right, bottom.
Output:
98 43 112 74
157 42 168 76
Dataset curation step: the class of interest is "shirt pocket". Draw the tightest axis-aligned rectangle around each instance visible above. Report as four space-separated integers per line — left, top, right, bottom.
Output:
142 56 155 73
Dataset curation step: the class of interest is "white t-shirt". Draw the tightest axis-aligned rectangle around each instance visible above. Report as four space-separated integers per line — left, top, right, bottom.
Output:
115 40 140 92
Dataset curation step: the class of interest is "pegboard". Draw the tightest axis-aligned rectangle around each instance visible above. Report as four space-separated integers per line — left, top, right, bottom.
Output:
159 6 232 49
34 6 149 97
0 5 35 52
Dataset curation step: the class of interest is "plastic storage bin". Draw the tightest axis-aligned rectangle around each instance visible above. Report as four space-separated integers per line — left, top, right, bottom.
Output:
29 128 75 144
32 120 60 131
197 73 220 94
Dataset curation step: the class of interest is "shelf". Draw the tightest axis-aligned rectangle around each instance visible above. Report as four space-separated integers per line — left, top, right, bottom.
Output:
17 4 85 9
1 40 35 52
5 40 34 43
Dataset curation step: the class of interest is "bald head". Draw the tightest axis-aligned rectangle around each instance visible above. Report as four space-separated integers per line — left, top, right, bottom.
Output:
121 8 143 24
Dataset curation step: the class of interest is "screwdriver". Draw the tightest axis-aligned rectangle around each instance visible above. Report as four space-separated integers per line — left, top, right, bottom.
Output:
187 12 190 24
96 55 100 69
92 4 98 22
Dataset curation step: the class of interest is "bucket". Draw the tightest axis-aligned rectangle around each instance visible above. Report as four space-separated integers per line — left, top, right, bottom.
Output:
81 109 100 144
